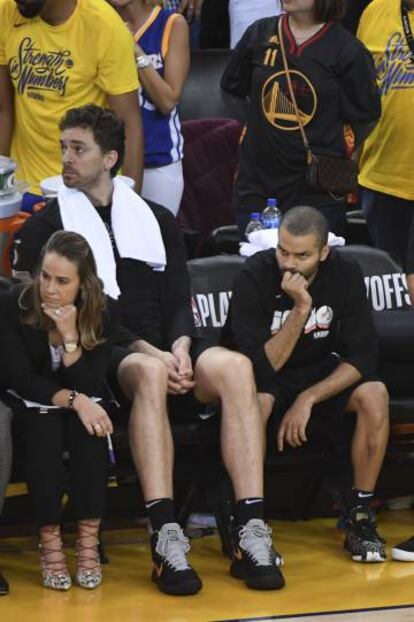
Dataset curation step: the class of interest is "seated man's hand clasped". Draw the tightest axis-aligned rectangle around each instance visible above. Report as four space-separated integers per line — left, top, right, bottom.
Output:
159 350 195 395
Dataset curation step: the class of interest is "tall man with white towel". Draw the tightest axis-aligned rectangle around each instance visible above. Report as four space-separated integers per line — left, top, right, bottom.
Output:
11 104 285 595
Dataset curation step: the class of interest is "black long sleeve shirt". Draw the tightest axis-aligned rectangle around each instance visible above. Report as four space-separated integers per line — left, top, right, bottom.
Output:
221 249 379 393
12 199 194 351
221 15 381 214
0 285 121 404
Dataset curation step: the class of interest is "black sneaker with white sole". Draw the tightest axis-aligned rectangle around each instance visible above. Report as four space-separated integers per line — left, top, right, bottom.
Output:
230 518 285 590
151 523 202 596
344 507 386 563
392 536 414 561
0 571 9 596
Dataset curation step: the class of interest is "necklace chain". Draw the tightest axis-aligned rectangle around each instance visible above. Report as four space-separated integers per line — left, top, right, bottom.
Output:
289 21 325 44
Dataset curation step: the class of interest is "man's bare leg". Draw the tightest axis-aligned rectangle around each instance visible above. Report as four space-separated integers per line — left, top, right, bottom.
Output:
116 353 173 500
194 347 285 590
257 393 275 427
116 352 202 595
346 381 389 492
194 347 264 500
343 381 389 562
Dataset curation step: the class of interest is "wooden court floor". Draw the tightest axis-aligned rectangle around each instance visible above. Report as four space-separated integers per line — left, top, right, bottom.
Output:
1 509 414 622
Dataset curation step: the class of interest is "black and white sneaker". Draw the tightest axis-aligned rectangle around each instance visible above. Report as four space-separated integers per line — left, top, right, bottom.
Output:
344 507 386 563
230 519 285 590
0 570 9 596
392 536 414 561
151 523 202 596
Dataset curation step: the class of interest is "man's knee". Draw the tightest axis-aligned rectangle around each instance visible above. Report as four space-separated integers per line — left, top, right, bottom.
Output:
118 352 168 394
221 351 254 384
353 382 388 413
352 382 389 436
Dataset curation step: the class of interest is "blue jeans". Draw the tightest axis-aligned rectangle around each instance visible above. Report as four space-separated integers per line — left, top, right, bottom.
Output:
361 188 414 270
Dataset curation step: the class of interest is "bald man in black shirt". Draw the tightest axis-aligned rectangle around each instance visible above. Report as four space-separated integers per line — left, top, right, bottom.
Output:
223 206 389 563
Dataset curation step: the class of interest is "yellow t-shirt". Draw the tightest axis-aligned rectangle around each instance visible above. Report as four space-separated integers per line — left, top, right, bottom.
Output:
357 0 414 199
0 0 139 194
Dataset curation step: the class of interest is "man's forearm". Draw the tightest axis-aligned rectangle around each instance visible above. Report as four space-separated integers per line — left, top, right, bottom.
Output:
0 111 13 156
123 121 144 193
107 91 144 193
264 306 309 371
129 338 162 357
301 361 362 406
0 66 14 157
172 335 191 353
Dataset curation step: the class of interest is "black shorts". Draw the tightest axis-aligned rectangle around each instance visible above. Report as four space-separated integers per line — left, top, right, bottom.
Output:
106 346 213 422
263 356 379 443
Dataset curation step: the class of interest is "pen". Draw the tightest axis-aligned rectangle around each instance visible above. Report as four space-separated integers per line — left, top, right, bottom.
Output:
106 433 115 465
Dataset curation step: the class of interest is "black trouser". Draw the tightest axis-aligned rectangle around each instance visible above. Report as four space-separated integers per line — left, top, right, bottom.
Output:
361 187 414 270
18 406 108 528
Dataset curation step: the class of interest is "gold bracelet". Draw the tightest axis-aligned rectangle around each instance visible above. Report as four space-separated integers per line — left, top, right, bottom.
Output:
67 390 79 410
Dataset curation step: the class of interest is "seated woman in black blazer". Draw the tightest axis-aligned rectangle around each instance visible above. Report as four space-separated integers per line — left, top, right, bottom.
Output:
0 231 119 591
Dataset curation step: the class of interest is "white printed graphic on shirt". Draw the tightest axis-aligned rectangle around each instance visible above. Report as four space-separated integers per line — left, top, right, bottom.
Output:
271 305 334 339
191 291 233 328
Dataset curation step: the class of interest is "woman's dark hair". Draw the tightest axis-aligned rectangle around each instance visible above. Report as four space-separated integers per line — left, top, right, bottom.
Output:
19 231 107 350
314 0 347 22
59 104 125 177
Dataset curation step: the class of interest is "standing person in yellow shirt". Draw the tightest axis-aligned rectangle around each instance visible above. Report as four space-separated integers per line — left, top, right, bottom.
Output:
0 0 144 210
358 0 414 268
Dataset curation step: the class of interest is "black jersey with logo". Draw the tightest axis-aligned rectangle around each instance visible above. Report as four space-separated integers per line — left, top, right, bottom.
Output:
221 15 381 214
221 248 378 393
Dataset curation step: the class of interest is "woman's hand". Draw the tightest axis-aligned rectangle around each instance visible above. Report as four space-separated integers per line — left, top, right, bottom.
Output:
73 394 113 437
42 303 79 344
179 0 204 21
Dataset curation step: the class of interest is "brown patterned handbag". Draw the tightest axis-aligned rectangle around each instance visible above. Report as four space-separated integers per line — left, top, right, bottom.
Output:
278 18 358 196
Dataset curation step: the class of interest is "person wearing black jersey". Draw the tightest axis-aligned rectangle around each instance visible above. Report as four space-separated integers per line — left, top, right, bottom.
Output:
220 0 381 237
222 205 389 563
12 104 285 593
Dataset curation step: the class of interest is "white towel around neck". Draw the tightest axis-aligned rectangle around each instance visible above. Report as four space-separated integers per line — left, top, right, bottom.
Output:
58 177 166 299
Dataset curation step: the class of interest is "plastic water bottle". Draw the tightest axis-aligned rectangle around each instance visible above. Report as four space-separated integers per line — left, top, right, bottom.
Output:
261 198 281 229
245 212 264 236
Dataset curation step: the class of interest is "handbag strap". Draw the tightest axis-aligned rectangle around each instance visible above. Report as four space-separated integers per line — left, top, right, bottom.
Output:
401 1 414 61
277 16 314 165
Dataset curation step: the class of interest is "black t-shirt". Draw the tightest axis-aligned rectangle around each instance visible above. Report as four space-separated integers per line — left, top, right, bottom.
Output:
221 15 381 214
221 248 379 393
12 199 194 351
95 204 119 261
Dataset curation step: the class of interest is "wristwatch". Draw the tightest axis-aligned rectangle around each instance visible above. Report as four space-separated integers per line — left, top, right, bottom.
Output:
136 54 151 69
64 341 79 354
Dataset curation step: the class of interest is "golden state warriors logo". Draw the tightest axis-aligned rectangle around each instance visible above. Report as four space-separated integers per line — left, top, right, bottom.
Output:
262 70 317 131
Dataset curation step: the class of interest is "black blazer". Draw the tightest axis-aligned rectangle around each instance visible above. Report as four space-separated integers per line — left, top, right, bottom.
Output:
0 284 121 405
